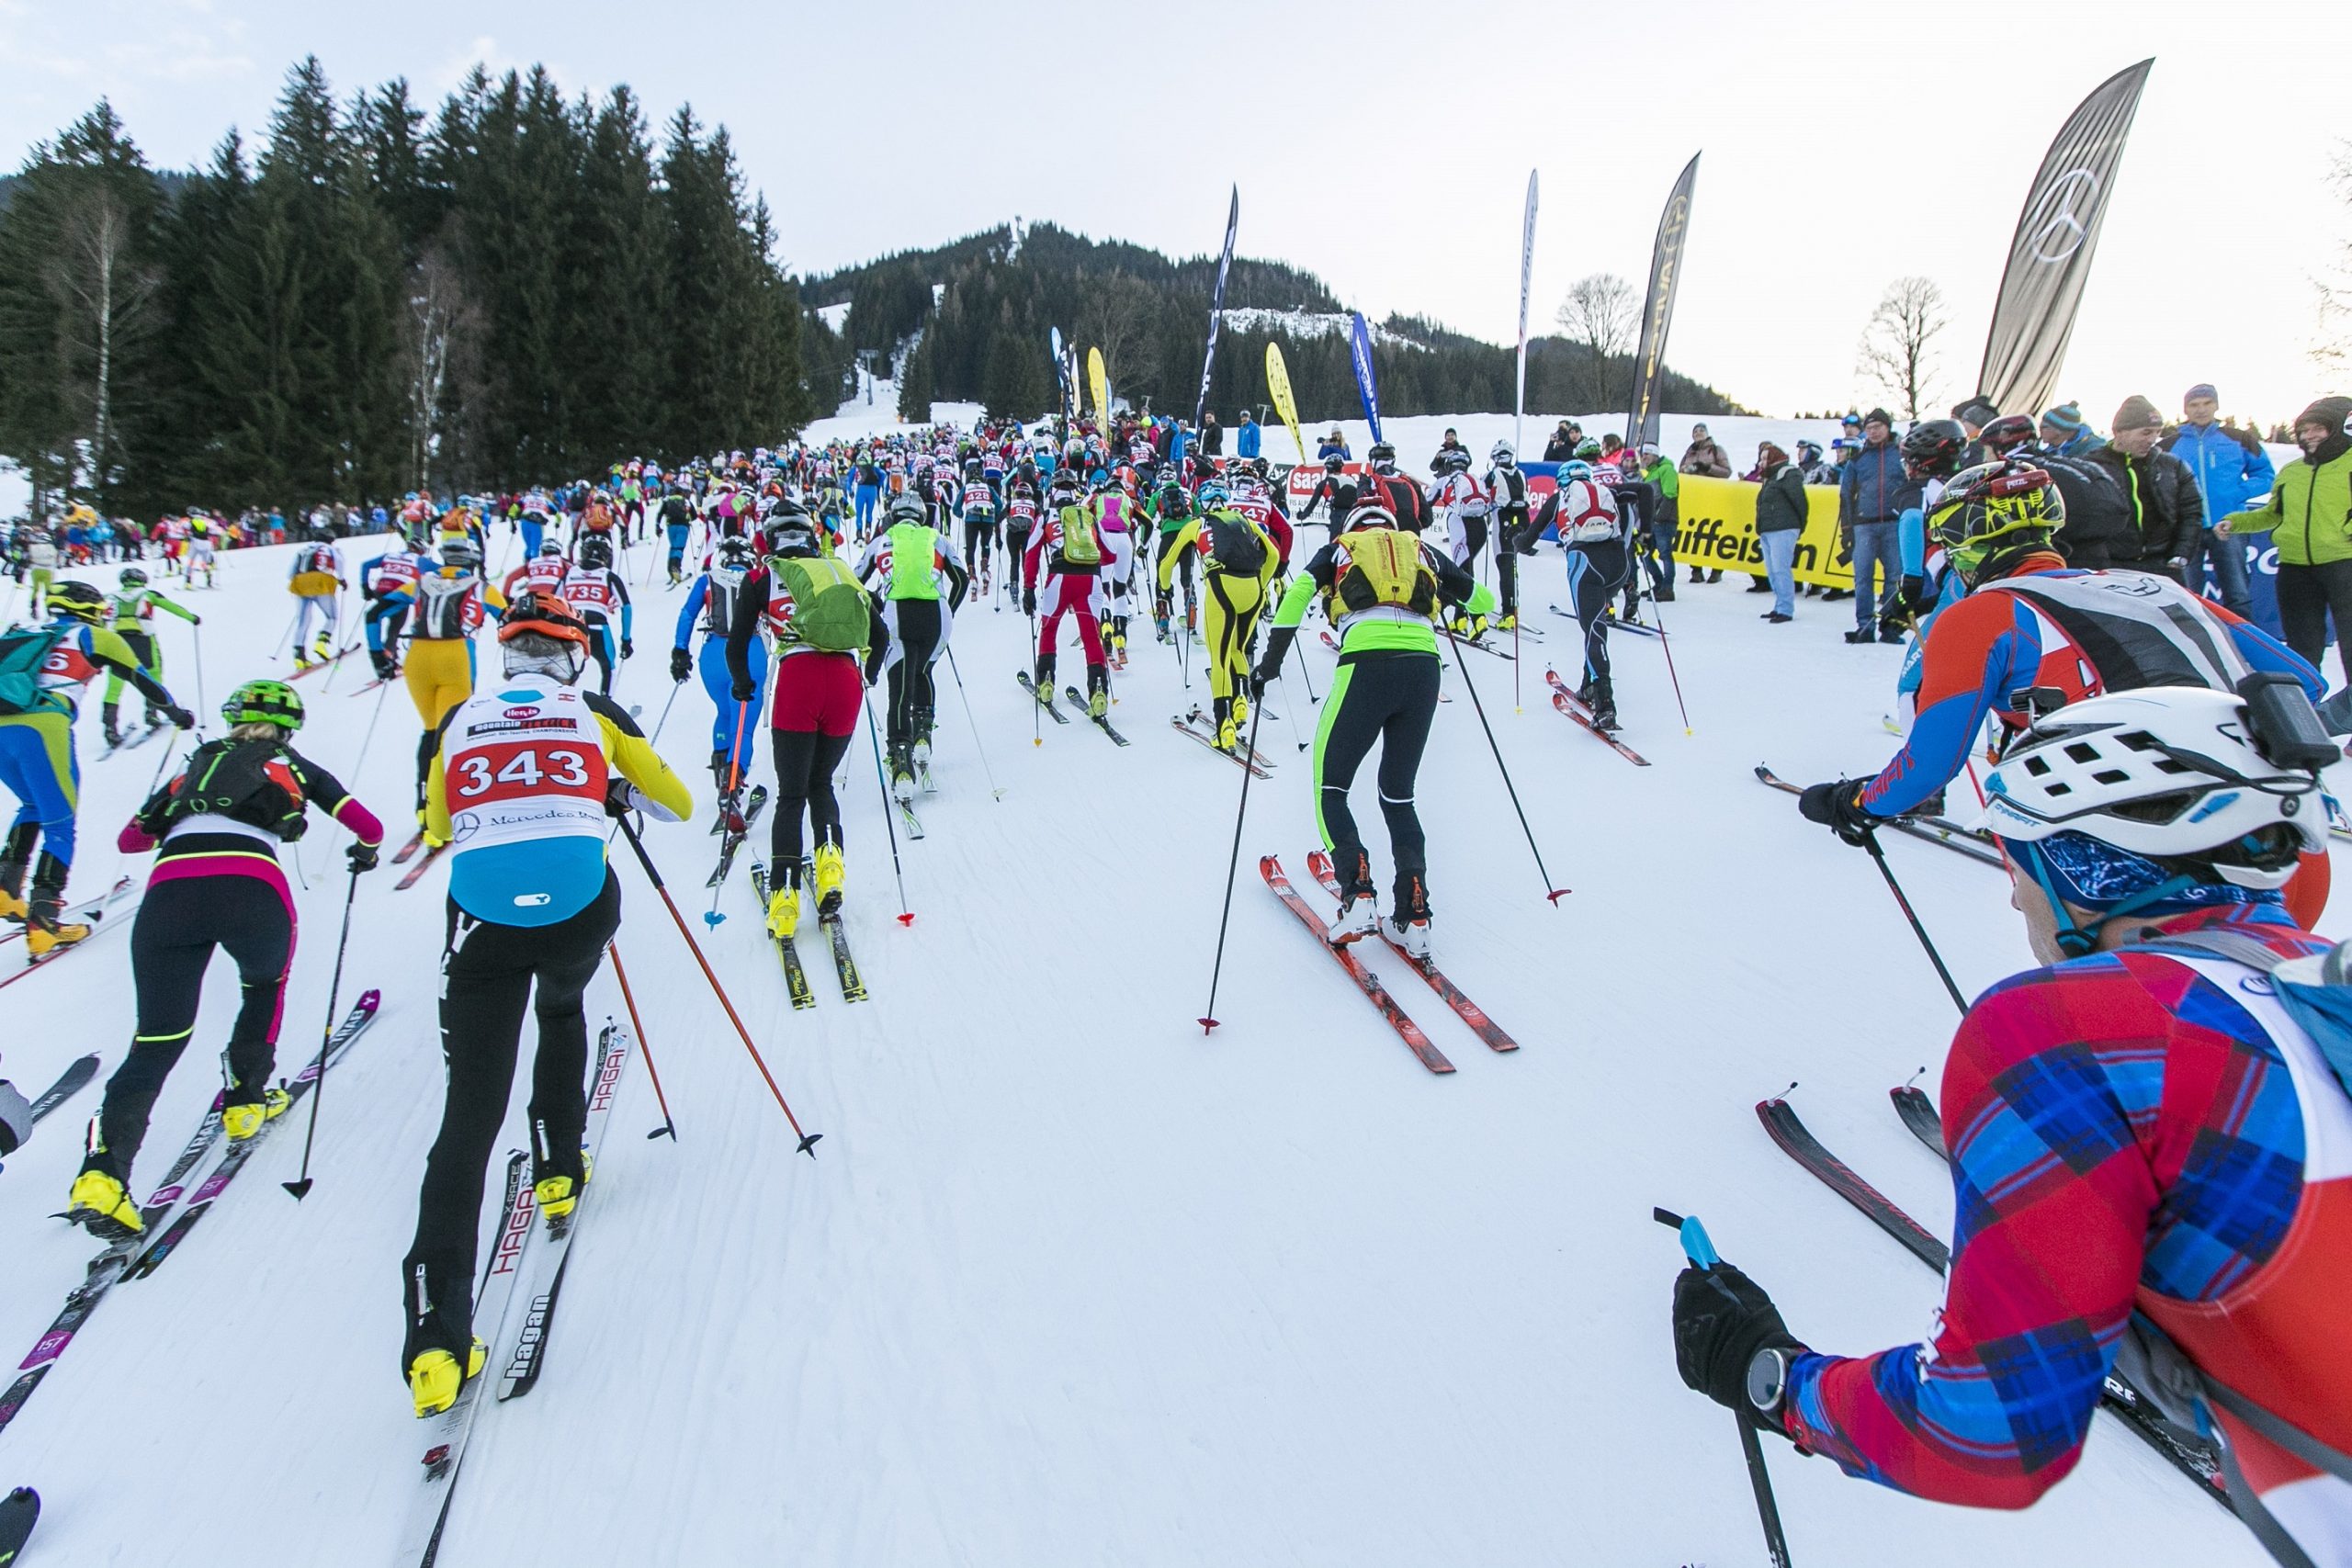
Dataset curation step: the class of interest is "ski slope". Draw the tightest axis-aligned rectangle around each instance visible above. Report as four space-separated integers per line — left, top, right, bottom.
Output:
0 522 2285 1567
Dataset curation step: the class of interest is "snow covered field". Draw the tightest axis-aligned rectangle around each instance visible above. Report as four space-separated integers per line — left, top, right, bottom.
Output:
0 502 2285 1564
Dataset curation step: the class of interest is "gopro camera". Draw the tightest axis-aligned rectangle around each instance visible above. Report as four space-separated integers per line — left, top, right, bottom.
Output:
2237 672 2340 772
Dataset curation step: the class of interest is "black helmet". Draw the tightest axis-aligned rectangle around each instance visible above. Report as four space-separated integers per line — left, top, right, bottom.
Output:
1322 454 1343 473
1900 419 1969 479
578 534 614 570
1367 442 1396 469
1981 414 2037 456
47 579 107 625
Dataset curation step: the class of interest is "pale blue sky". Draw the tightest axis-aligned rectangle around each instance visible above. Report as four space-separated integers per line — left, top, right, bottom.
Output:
6 0 2348 426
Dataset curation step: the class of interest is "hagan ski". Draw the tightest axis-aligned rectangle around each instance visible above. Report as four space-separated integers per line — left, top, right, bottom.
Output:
1755 1095 2230 1509
1261 855 1453 1075
1306 851 1517 1053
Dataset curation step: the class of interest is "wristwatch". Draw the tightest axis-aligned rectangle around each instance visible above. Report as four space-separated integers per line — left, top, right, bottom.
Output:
1746 1346 1794 1416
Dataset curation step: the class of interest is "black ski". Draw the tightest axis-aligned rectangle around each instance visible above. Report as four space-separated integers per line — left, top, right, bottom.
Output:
27 1054 100 1125
749 863 815 1010
1756 1095 2230 1509
1753 765 2005 869
1015 671 1070 723
0 1487 35 1562
822 915 867 1003
706 784 770 888
1891 1084 1947 1157
1065 685 1132 746
1170 715 1270 777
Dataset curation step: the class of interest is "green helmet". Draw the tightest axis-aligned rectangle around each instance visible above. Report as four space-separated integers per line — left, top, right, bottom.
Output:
119 567 148 591
1928 460 2065 589
46 580 107 626
220 678 304 733
1575 440 1604 461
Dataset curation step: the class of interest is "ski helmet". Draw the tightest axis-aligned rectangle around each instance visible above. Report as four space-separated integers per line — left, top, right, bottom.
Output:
715 535 754 568
1346 502 1399 532
1367 443 1397 470
888 494 928 525
1974 685 2328 953
119 567 148 591
1900 419 1969 479
46 580 107 626
439 537 481 570
1574 440 1604 462
577 535 614 570
538 541 564 557
1323 454 1344 473
1560 460 1595 482
220 677 304 733
1928 460 2064 588
1490 442 1515 465
1195 480 1230 508
1981 414 2037 456
1250 457 1271 479
497 590 591 682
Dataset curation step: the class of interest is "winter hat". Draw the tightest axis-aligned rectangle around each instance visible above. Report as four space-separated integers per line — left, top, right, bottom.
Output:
1758 441 1788 465
2183 383 2219 408
2040 402 2086 437
1951 397 2000 428
1863 408 1894 428
2111 395 2164 433
2292 396 2352 434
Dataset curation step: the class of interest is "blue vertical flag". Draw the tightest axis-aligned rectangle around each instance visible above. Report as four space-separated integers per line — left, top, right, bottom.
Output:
1349 311 1383 445
1193 186 1239 432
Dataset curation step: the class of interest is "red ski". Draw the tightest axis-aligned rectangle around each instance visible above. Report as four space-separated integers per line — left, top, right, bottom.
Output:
1306 851 1517 1053
1543 670 1649 766
1261 855 1453 1075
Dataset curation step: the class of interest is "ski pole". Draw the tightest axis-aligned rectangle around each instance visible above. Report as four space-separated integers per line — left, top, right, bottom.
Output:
1863 831 1968 1014
647 677 683 747
861 690 915 925
1196 693 1267 1033
607 942 678 1140
1441 627 1569 904
613 815 820 1156
1654 1209 1793 1568
1027 597 1043 748
191 617 207 719
282 867 362 1199
705 695 755 930
1646 598 1694 735
941 644 1004 800
350 670 392 781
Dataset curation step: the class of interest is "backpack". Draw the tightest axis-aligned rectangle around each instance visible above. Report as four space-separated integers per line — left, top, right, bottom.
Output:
0 626 66 715
774 555 870 653
1057 505 1102 568
145 738 309 840
1335 528 1435 616
1203 513 1267 576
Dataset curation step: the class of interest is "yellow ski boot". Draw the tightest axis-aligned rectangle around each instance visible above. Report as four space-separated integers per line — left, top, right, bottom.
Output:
66 1168 143 1240
765 882 800 940
409 1337 487 1418
534 1151 593 1221
25 919 90 962
220 1086 292 1142
812 841 845 919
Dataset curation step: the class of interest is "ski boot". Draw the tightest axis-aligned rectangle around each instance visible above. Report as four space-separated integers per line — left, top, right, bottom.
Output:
409 1338 487 1417
1497 612 1517 632
1588 676 1620 733
220 1084 293 1142
101 703 125 750
403 1259 486 1419
1085 665 1109 720
0 824 36 922
369 647 398 680
311 632 334 663
812 840 845 919
888 741 916 805
24 858 89 961
1383 876 1433 961
765 870 802 940
1031 652 1056 707
534 1146 592 1222
64 1161 142 1241
1328 848 1379 945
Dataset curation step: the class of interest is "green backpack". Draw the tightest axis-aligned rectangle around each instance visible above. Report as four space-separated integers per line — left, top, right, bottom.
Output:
1057 504 1102 568
774 555 870 653
0 626 66 716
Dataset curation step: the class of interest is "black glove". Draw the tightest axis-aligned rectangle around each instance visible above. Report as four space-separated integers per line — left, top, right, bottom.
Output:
1249 659 1278 700
1022 588 1036 616
163 704 196 730
670 647 692 682
191 615 204 626
603 778 639 819
347 840 380 874
729 674 755 703
1898 575 1933 620
1797 778 1878 847
620 637 634 659
1672 1259 1804 1435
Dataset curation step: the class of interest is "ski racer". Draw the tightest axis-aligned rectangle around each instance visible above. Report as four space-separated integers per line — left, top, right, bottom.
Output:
1487 443 1532 630
66 681 383 1238
403 538 508 827
1531 465 1634 731
1023 472 1114 719
1156 479 1275 750
560 534 633 696
100 567 199 748
1676 683 2352 1568
856 495 969 797
362 536 433 681
402 592 690 1417
673 534 765 798
286 529 345 669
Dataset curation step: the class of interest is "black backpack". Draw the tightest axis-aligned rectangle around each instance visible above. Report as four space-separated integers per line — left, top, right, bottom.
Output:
142 738 309 841
1204 513 1267 576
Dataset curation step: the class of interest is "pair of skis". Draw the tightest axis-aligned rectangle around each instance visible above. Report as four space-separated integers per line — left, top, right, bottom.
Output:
1543 670 1649 766
0 876 135 952
1757 1092 2230 1509
1170 711 1273 777
748 860 866 1008
706 784 771 888
1257 853 1520 1076
0 991 379 1437
0 879 142 991
396 1020 638 1565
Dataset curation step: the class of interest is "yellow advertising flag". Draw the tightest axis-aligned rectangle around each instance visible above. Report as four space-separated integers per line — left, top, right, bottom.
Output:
1264 343 1306 463
1087 347 1108 425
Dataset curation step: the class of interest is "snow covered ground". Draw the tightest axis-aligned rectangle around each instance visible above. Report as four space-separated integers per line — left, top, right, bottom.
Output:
0 508 2286 1565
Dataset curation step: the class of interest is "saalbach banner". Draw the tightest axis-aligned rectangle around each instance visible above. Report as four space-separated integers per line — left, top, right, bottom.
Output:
1348 311 1384 446
1264 343 1306 463
1625 153 1700 451
1971 60 2154 423
1193 185 1239 431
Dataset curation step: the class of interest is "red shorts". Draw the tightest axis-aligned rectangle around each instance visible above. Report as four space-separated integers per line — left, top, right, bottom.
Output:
768 650 863 738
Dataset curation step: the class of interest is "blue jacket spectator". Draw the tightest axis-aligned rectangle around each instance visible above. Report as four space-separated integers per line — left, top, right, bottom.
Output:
2165 412 2276 524
1316 428 1351 462
1235 412 1261 459
1837 420 1920 525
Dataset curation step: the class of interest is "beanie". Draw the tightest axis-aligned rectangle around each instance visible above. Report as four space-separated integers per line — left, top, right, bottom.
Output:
1951 397 2000 428
2294 396 2352 434
2112 395 2164 433
2040 402 2086 436
2183 383 2218 408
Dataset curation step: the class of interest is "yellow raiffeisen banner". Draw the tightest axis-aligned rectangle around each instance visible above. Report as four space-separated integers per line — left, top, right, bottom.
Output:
1672 475 1855 590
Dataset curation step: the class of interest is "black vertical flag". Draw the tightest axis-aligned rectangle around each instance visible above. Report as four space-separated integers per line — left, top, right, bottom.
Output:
1625 153 1700 450
1973 60 2154 422
1194 186 1239 432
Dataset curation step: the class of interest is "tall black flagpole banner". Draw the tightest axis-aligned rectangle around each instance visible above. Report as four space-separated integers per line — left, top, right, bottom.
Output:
1625 153 1700 450
1973 59 2154 422
1194 186 1239 433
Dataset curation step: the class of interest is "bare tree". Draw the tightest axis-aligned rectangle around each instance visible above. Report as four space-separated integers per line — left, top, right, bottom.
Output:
1555 272 1638 411
1856 276 1950 421
42 178 159 497
398 243 483 493
1075 270 1159 399
2313 141 2352 374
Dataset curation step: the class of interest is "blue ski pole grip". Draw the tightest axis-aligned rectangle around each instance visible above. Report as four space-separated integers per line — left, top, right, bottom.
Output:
1653 1206 1721 1268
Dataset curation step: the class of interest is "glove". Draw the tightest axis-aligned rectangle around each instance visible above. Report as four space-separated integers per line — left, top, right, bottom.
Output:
670 647 692 682
1022 589 1036 616
191 615 204 626
603 778 639 819
1797 778 1878 847
729 674 755 703
620 637 634 659
347 840 380 874
1672 1259 1805 1436
1897 575 1934 621
1249 659 1278 700
163 705 196 730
